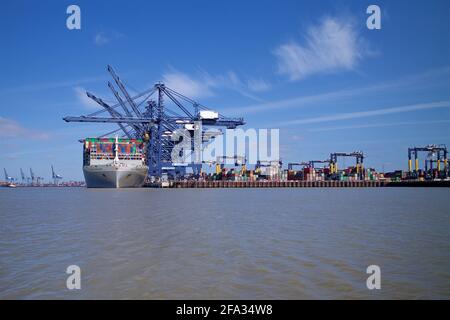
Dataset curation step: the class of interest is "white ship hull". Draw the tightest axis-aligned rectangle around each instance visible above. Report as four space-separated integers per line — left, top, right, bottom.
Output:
83 165 148 188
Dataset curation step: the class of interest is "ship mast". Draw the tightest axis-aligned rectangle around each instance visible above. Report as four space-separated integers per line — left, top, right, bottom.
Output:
114 135 119 164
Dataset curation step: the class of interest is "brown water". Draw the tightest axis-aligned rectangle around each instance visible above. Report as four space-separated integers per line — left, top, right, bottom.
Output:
0 187 449 299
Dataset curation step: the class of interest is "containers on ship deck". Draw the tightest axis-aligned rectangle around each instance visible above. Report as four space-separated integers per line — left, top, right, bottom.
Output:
84 138 144 155
83 138 145 164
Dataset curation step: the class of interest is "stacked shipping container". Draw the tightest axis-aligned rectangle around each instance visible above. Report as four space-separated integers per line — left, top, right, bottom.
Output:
83 138 145 165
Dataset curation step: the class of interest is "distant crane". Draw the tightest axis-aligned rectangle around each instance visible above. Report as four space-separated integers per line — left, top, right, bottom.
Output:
255 160 282 177
330 151 365 180
30 168 44 185
20 168 31 184
20 168 26 184
256 160 282 169
30 168 35 184
408 144 448 179
287 162 310 170
51 165 63 185
216 155 247 175
3 168 14 183
309 159 331 168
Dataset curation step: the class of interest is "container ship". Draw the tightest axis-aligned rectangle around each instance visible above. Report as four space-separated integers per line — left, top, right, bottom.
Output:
82 137 148 188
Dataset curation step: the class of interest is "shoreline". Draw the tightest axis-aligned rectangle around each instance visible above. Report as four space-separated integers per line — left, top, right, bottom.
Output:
149 180 450 188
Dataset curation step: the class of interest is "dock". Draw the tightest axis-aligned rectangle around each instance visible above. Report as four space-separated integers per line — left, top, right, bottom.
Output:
163 180 450 188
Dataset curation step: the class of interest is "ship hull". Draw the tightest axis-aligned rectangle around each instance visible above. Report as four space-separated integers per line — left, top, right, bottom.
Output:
83 165 148 188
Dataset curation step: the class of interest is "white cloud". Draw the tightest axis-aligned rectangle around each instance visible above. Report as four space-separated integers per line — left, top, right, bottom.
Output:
308 119 450 132
162 69 269 102
0 117 49 140
202 71 267 102
247 78 271 92
290 134 303 141
94 31 124 46
162 71 214 99
224 66 450 116
94 32 110 46
74 86 100 109
275 16 364 80
0 75 107 96
279 100 450 126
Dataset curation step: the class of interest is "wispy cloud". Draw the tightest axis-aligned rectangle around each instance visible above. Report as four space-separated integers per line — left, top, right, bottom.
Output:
94 32 110 46
162 70 214 99
246 78 272 92
224 83 383 116
224 66 450 116
308 119 450 132
0 144 79 160
0 75 107 96
73 86 100 109
204 71 268 102
94 31 124 46
162 68 269 102
274 16 366 80
0 117 49 140
278 100 450 126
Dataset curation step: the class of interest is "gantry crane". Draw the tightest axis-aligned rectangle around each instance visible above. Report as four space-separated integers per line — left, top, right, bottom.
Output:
29 168 35 185
3 168 14 183
29 168 44 185
309 159 331 168
287 162 309 180
308 159 332 178
287 162 310 170
63 65 244 180
216 155 247 175
329 151 365 180
408 144 448 179
51 165 63 185
255 160 282 178
20 168 26 184
256 160 282 171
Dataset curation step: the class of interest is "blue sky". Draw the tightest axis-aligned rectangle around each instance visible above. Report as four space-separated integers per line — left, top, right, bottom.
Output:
1 0 450 180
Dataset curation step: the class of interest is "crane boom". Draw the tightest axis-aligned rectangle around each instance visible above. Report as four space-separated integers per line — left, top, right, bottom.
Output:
86 92 133 138
108 82 145 135
107 65 142 118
